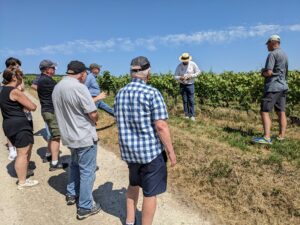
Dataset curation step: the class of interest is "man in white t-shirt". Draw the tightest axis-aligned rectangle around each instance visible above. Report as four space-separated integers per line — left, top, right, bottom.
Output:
174 53 201 121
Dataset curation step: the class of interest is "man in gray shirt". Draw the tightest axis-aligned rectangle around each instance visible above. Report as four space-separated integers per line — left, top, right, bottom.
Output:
52 60 101 220
253 35 289 144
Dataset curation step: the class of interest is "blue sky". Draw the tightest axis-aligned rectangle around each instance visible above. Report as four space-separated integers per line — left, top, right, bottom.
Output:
0 0 300 75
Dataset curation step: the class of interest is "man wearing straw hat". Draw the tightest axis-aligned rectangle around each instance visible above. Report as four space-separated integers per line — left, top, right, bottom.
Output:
175 53 201 121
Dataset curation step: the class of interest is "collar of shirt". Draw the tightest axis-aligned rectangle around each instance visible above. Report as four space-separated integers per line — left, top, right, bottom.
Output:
64 76 80 83
131 77 146 84
41 73 51 78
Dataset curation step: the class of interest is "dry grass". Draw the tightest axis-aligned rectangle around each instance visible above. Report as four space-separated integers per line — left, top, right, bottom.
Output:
28 89 300 225
97 99 300 225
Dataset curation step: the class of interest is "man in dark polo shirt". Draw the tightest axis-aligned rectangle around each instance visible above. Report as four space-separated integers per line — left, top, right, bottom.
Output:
37 60 67 170
253 35 289 144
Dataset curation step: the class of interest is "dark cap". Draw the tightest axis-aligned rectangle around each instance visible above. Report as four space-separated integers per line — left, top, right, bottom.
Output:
39 59 57 70
130 56 151 72
89 63 102 70
66 60 89 75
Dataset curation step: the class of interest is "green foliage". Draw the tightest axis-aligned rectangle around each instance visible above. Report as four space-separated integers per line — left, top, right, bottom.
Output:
24 74 62 86
23 71 300 114
96 70 300 113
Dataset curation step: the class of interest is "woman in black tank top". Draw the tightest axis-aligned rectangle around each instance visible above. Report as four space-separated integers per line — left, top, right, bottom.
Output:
0 68 39 189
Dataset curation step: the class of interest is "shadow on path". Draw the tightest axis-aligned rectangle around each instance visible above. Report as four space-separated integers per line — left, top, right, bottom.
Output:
48 171 68 195
6 160 36 178
96 122 116 131
93 182 142 225
34 128 49 141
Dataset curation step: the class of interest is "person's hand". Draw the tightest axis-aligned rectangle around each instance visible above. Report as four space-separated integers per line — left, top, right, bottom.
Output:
184 74 191 80
168 151 177 167
179 76 186 81
97 92 107 100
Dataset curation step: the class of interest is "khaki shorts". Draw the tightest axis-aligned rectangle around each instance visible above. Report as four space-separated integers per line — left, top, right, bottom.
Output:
42 112 60 139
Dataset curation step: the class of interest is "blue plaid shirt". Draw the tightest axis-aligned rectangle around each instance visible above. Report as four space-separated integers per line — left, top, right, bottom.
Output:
114 78 168 164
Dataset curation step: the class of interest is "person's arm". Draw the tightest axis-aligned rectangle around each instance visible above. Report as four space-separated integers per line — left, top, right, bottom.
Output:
31 75 41 90
174 65 182 81
88 110 99 123
262 53 276 77
186 62 201 79
93 92 106 103
261 69 273 77
10 89 37 111
31 84 38 90
17 80 25 91
155 120 176 167
78 85 98 123
151 90 176 167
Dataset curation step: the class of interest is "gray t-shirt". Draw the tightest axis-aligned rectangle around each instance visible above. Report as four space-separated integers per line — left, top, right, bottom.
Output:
52 76 98 148
264 48 289 92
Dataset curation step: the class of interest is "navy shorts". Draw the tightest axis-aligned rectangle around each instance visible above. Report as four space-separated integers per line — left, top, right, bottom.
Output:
261 91 287 112
8 130 34 148
127 152 168 197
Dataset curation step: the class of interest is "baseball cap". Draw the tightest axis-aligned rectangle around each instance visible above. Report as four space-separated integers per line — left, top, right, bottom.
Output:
66 60 89 75
266 35 281 44
130 56 151 72
39 59 57 70
89 63 102 70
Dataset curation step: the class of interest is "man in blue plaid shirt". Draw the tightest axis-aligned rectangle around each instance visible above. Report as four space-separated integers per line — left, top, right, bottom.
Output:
114 56 177 225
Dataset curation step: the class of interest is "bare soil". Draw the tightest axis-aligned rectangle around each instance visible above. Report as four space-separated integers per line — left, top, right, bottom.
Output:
0 92 211 225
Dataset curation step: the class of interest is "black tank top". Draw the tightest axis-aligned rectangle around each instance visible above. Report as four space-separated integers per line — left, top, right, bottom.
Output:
0 86 32 136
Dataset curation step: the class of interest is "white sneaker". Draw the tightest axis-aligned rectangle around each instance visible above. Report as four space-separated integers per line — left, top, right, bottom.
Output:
17 179 39 190
8 148 17 161
184 116 189 119
190 117 196 121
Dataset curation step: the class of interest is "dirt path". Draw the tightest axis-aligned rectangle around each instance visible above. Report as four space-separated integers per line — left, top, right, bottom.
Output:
0 92 211 225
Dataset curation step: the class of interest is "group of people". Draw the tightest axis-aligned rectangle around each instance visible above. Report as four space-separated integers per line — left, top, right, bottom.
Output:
0 34 289 224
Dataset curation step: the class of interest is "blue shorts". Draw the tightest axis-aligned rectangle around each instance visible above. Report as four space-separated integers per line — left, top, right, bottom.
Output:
127 152 168 197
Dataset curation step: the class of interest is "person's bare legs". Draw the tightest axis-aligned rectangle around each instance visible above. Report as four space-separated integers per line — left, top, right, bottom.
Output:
15 144 32 184
142 196 157 225
126 185 139 224
277 111 287 138
7 138 17 160
50 138 60 162
261 112 272 139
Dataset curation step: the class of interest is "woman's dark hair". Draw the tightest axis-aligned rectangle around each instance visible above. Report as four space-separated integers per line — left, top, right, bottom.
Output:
5 57 22 68
2 68 24 85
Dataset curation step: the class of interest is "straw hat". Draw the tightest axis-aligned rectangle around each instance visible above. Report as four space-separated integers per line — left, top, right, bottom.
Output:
179 52 192 62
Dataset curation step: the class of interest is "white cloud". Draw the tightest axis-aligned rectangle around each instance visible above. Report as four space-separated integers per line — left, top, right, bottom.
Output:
1 23 300 56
